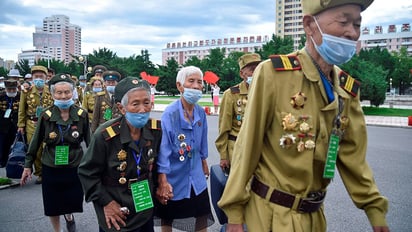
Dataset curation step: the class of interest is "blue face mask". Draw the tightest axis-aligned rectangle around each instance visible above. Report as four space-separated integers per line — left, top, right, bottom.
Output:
125 111 150 128
79 82 86 87
311 17 357 65
93 87 102 93
33 79 45 88
106 85 115 94
182 88 202 105
246 76 253 85
54 99 74 109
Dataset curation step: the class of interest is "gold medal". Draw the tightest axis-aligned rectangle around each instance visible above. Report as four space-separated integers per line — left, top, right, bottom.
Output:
305 139 315 150
117 149 127 161
299 121 311 133
49 132 57 139
290 92 307 109
118 177 127 184
297 134 305 152
118 161 127 171
340 116 349 130
282 113 298 131
237 121 242 126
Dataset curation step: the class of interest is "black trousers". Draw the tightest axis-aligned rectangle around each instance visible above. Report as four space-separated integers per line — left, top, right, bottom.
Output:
98 218 154 232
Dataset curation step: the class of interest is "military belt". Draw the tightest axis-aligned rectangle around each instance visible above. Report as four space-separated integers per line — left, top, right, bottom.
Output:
228 134 237 141
251 177 325 213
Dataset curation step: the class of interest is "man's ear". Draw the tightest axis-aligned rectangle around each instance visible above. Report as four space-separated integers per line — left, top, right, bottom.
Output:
117 102 126 115
176 82 184 93
303 15 316 36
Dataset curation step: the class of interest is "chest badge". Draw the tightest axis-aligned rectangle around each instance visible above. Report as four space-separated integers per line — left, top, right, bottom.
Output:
290 92 307 109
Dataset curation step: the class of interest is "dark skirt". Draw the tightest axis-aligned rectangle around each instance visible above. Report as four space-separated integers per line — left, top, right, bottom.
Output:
154 188 215 231
42 164 84 216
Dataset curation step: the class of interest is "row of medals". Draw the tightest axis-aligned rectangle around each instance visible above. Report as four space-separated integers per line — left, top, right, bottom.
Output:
115 148 153 185
0 102 18 110
26 93 53 115
236 98 247 126
178 134 191 161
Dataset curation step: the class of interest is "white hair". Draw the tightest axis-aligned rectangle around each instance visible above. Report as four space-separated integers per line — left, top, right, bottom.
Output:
176 66 203 85
50 81 74 94
120 87 151 106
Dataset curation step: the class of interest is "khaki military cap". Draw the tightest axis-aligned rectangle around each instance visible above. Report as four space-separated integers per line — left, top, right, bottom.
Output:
302 0 374 15
103 71 121 81
92 65 108 74
114 77 150 103
48 73 74 88
31 65 48 75
238 53 262 70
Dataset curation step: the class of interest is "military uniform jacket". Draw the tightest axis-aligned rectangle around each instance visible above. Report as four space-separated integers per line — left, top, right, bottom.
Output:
82 90 101 121
24 105 90 169
17 85 53 127
0 92 20 133
90 90 121 133
215 81 248 161
78 116 162 231
218 49 388 227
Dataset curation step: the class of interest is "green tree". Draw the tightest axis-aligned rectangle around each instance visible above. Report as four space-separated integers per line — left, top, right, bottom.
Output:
15 59 31 77
341 55 387 106
390 47 412 94
219 51 245 91
0 67 8 77
255 34 294 59
156 58 179 96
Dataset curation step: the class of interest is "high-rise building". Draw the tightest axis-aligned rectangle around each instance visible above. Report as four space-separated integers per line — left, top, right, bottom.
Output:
32 15 81 64
162 35 270 65
275 0 304 50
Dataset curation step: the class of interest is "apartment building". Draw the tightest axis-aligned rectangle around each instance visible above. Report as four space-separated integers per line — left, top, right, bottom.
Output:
275 0 304 50
32 15 81 64
161 35 270 65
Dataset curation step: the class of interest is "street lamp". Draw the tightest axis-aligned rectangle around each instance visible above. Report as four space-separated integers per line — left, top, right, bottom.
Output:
78 55 92 78
389 78 394 108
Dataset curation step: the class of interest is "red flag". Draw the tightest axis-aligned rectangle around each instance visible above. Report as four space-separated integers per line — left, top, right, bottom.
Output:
140 71 159 84
204 71 219 84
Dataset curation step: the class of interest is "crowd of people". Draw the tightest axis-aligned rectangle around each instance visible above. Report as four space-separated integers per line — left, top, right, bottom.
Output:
0 0 391 231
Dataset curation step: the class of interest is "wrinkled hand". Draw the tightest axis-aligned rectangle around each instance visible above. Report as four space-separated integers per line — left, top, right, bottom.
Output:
156 182 173 205
220 159 230 169
17 128 25 135
226 224 244 232
103 200 128 231
202 159 209 178
20 168 32 186
372 226 390 232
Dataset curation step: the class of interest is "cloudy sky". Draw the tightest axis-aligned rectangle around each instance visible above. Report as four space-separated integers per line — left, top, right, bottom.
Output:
0 0 411 65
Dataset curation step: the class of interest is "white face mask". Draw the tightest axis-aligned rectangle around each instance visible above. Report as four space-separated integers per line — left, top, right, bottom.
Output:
6 91 17 98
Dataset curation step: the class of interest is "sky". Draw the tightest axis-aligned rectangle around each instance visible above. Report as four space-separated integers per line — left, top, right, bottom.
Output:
0 0 411 65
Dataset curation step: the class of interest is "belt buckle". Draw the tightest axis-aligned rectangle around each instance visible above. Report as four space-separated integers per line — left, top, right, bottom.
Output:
128 178 138 189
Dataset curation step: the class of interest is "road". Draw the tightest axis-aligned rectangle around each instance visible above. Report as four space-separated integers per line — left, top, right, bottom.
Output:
0 112 410 231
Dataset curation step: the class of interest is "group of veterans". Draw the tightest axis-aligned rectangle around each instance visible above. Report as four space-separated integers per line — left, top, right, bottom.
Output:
2 1 391 231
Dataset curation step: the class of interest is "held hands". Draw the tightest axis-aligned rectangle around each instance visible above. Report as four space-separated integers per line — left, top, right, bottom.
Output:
17 128 25 135
156 181 173 205
103 200 128 231
20 168 32 186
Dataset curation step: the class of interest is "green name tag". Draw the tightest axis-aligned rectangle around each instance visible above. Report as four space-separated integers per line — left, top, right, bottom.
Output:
131 180 154 212
103 108 112 121
55 145 69 165
323 134 340 179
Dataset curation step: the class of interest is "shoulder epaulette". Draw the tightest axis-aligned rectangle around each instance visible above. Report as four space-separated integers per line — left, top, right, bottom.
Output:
101 122 121 140
77 108 86 117
339 71 360 97
230 86 240 94
269 55 301 71
43 110 52 120
148 118 161 130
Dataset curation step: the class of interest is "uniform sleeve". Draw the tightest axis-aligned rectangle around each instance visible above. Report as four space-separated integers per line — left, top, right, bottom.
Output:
24 115 45 168
200 109 208 160
82 93 88 111
157 111 174 174
78 132 112 206
90 95 101 133
218 61 275 224
215 91 233 160
83 112 91 147
337 94 388 227
17 91 27 128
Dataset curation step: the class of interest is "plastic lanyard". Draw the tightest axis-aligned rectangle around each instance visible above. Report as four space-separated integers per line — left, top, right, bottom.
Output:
132 141 143 177
57 124 71 143
319 70 335 103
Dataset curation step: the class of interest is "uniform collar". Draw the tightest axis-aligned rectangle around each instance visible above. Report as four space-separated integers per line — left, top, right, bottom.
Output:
238 81 249 94
48 105 79 125
119 116 155 151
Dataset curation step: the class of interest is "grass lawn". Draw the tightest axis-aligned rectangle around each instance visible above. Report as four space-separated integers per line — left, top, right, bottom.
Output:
362 107 412 117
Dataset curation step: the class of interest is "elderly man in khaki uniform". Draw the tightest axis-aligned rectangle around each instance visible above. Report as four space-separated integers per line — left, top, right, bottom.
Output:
218 1 389 232
17 65 54 184
90 70 122 133
215 53 261 171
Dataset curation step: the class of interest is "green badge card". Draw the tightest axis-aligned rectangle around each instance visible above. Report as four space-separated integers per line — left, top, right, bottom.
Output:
103 108 112 120
55 145 69 165
131 179 154 212
323 134 340 179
